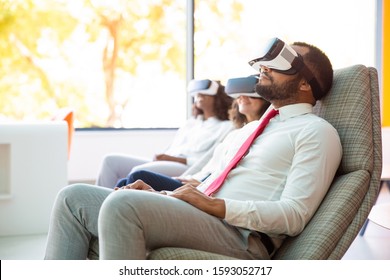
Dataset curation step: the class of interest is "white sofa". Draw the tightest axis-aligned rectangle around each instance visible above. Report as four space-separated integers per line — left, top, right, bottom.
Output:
0 122 68 236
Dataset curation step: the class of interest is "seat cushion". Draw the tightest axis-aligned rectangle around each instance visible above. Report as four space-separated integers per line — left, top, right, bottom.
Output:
147 247 237 260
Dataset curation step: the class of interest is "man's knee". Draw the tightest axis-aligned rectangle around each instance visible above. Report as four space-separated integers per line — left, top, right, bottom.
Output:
99 190 150 229
56 184 85 201
52 184 91 214
101 190 143 216
100 190 166 221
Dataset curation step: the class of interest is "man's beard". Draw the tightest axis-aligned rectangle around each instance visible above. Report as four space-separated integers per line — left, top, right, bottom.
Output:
255 74 302 102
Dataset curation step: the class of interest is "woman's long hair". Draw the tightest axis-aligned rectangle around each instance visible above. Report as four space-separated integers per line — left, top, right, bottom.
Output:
229 98 271 128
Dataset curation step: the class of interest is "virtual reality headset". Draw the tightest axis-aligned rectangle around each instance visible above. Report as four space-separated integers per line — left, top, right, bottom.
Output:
248 37 323 100
248 37 303 75
187 79 219 96
225 75 262 99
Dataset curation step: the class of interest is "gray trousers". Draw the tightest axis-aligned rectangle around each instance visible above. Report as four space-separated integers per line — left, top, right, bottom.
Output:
44 184 269 260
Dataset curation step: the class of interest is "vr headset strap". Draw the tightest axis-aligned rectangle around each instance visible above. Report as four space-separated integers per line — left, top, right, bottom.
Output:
300 65 323 100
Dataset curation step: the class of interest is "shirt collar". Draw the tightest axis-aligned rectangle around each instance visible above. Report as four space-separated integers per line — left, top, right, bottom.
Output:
275 103 313 121
196 115 218 122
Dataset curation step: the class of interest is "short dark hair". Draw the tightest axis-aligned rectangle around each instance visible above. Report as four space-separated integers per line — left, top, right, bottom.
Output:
292 42 333 100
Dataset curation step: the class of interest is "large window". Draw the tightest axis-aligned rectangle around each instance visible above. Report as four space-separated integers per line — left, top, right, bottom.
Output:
0 0 187 128
0 0 377 128
193 0 377 84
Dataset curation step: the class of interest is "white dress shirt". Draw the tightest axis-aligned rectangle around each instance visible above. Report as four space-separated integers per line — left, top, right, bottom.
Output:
197 103 342 247
187 130 239 181
164 116 233 166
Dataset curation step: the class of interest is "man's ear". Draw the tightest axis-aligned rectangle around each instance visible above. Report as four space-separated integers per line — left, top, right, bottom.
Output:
299 80 311 92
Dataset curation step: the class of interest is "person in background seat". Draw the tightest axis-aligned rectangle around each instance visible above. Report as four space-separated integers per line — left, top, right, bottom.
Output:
114 75 271 191
96 79 234 188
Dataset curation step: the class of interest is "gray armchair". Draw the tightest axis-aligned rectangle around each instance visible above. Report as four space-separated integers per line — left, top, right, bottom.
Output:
147 65 382 260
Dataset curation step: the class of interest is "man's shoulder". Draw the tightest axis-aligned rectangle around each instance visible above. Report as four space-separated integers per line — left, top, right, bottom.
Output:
308 113 335 127
301 114 340 138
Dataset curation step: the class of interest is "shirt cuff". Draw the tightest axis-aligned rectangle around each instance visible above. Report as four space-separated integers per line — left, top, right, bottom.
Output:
223 198 249 227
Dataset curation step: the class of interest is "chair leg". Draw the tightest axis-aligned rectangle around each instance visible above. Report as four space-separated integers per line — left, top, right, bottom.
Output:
359 219 369 236
360 179 388 236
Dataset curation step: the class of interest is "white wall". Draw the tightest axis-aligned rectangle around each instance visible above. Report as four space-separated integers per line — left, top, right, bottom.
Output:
382 127 390 168
68 127 390 183
68 129 177 182
0 122 68 236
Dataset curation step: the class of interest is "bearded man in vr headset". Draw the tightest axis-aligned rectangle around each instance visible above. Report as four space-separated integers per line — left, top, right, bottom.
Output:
45 38 342 260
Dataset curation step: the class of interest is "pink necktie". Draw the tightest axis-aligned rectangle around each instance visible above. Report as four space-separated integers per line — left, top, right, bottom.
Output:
203 109 279 196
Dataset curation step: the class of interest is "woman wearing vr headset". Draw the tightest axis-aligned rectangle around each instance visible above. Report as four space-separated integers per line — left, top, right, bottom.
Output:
114 75 271 191
228 76 271 128
95 79 233 189
45 39 342 260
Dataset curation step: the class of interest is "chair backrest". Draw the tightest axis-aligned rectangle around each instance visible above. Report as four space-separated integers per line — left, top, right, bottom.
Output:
52 108 74 159
273 64 382 259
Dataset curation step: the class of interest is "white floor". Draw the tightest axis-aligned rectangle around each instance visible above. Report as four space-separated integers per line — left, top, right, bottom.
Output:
342 182 390 260
0 234 47 260
1 185 389 260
